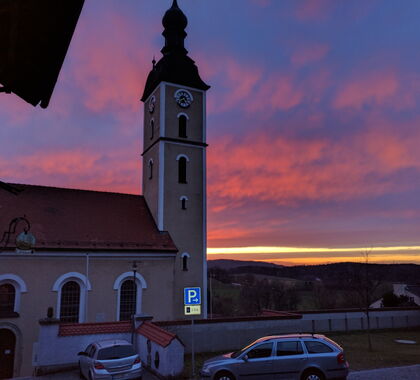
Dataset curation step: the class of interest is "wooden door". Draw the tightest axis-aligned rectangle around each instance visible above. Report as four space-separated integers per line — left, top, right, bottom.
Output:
0 329 15 379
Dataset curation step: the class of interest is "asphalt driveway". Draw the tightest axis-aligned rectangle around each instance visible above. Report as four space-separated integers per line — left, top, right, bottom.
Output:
11 364 420 380
11 368 159 380
348 365 420 380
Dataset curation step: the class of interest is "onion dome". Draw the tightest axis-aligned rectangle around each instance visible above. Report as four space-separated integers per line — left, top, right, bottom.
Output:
162 0 188 31
141 0 210 101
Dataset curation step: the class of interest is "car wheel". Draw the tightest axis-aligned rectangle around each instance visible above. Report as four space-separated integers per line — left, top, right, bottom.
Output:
214 371 236 380
301 369 325 380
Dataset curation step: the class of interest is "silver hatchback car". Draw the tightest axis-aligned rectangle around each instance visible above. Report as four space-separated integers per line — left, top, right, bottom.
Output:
200 334 349 380
78 339 143 380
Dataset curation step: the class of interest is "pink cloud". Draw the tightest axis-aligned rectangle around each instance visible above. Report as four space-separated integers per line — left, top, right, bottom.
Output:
0 94 37 125
1 148 140 195
66 11 156 119
360 116 420 171
246 74 304 113
333 69 399 109
197 54 262 114
207 125 420 206
295 0 337 22
291 44 330 67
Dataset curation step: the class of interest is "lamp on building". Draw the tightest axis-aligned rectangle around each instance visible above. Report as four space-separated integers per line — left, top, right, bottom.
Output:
0 215 35 252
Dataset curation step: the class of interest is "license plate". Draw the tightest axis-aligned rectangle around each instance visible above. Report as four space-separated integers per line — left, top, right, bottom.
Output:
112 374 127 380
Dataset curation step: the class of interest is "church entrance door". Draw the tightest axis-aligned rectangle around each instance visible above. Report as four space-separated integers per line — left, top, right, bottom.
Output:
0 329 15 379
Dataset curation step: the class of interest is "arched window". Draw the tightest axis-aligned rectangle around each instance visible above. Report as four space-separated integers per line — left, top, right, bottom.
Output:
178 157 187 183
119 279 137 321
150 119 154 140
0 274 27 314
0 284 15 313
148 159 154 180
178 115 187 138
60 281 80 323
180 196 188 210
52 272 91 323
181 252 190 271
113 272 147 321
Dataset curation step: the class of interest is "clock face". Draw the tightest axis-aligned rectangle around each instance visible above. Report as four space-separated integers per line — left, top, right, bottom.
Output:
175 89 193 108
148 95 156 113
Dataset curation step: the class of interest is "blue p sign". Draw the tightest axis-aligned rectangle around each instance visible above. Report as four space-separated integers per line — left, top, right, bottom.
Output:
184 287 201 305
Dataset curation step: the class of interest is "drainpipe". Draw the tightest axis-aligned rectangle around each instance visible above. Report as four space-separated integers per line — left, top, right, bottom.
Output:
132 261 137 345
85 253 89 322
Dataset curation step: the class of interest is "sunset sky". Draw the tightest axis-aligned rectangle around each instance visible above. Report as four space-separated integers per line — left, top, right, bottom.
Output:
1 0 420 265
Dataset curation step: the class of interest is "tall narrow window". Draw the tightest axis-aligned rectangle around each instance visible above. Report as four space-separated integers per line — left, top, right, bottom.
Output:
0 284 15 313
60 281 80 323
180 196 188 210
148 159 154 180
120 279 137 321
178 157 187 183
182 256 188 271
181 253 190 271
150 119 154 140
179 115 187 138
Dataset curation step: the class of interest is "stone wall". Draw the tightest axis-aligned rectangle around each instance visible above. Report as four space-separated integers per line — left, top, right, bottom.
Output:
34 318 184 379
156 307 420 354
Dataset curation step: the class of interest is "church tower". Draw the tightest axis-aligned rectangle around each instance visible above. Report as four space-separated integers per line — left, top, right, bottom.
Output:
141 0 210 319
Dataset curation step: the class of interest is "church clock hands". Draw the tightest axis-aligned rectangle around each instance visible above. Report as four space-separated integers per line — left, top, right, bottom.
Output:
175 89 193 108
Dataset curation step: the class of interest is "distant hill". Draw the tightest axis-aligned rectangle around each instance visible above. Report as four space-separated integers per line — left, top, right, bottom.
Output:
208 259 282 270
208 259 420 284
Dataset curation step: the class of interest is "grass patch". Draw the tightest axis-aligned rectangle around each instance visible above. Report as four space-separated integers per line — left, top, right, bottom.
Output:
330 328 420 370
182 328 420 378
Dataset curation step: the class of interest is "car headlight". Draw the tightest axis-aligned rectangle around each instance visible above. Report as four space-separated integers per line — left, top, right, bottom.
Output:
201 365 210 375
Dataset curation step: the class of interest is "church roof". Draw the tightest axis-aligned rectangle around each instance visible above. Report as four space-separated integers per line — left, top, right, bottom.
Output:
137 321 180 347
141 0 210 101
0 183 177 252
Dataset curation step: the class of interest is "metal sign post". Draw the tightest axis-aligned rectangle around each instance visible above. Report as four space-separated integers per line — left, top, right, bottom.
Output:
184 287 201 379
191 317 195 379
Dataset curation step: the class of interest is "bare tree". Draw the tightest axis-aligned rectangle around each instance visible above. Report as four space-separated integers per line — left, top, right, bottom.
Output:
349 249 382 351
313 283 337 309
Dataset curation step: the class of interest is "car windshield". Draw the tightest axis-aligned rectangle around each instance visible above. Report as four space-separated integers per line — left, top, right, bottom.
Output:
97 345 135 360
231 340 260 359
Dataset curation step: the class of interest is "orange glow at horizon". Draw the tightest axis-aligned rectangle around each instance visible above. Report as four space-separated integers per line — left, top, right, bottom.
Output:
207 245 420 265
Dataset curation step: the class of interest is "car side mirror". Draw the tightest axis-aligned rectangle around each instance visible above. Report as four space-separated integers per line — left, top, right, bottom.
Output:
242 354 249 362
78 351 88 356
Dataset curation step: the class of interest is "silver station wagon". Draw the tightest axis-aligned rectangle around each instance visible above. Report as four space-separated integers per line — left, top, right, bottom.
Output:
200 334 349 380
78 339 143 380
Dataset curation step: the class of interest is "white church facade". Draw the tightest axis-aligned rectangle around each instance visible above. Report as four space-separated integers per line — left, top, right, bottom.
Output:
0 1 208 377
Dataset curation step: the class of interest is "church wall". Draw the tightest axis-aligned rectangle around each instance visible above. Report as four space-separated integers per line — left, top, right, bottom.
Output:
0 252 175 376
142 85 162 228
143 86 161 153
142 144 160 226
163 142 205 318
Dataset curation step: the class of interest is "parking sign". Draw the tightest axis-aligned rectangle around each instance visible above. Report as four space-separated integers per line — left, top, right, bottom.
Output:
184 287 201 305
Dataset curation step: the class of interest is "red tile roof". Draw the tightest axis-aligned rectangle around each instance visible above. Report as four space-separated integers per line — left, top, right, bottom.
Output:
59 321 132 336
0 183 177 252
137 321 178 347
